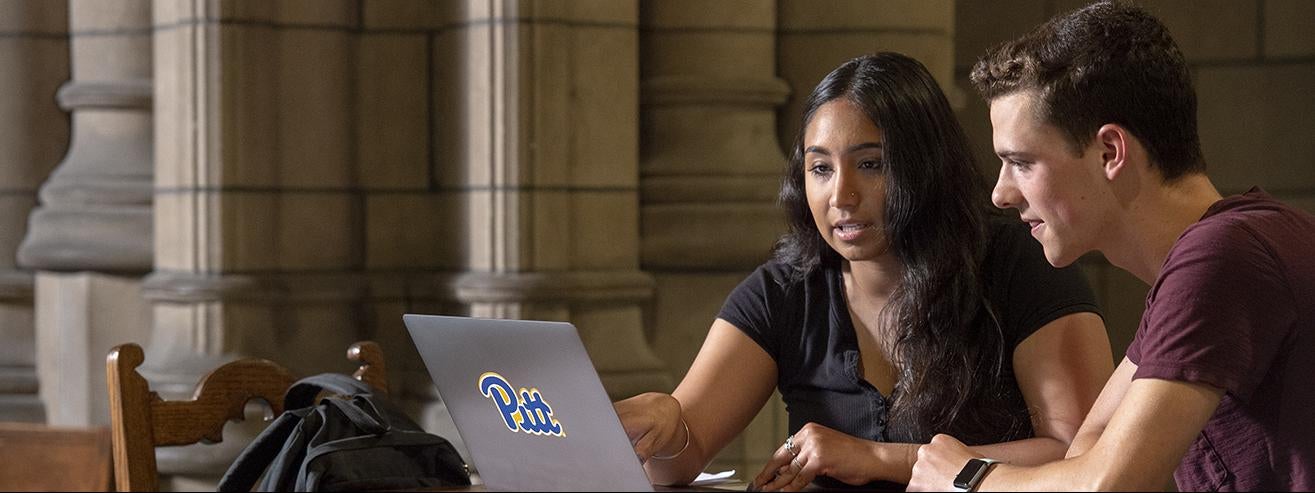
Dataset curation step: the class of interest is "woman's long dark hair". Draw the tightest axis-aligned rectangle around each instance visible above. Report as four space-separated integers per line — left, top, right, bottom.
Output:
775 53 1027 444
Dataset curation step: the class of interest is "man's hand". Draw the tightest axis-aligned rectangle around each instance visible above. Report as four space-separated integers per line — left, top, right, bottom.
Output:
908 434 983 491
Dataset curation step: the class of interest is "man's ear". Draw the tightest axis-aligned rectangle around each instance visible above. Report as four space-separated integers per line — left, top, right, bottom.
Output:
1096 124 1130 181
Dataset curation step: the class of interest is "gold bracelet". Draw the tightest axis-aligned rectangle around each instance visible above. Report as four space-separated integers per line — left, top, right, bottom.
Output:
650 417 690 460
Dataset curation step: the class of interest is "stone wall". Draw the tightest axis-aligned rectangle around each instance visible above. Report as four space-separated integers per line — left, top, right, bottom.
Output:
3 0 1312 489
0 0 68 423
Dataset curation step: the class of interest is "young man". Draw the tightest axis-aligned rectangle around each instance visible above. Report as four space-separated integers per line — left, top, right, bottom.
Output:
908 1 1315 491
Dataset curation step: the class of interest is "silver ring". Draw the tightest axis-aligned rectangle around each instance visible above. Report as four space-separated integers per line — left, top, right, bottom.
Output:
784 434 798 457
791 456 803 471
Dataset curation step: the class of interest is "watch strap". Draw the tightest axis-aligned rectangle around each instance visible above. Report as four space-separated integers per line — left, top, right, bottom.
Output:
953 457 1002 491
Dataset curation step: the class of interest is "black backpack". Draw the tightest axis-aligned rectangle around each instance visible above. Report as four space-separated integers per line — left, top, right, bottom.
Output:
217 373 471 491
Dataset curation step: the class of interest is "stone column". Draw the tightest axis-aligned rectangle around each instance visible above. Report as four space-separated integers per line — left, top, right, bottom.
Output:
640 1 789 272
16 0 154 426
147 1 364 488
0 0 70 423
433 0 670 400
638 0 791 475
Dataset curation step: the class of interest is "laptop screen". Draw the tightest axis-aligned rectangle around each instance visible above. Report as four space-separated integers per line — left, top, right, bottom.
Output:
404 314 654 491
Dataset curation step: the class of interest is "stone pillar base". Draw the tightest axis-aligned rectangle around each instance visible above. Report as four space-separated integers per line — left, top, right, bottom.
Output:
0 369 44 422
18 205 152 272
0 272 41 422
35 271 151 425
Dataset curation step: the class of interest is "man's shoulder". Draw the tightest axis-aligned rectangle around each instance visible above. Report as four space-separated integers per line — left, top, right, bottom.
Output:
1201 188 1315 229
1183 191 1315 258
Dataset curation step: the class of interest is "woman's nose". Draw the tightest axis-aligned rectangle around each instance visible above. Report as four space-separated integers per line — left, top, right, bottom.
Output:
831 171 860 208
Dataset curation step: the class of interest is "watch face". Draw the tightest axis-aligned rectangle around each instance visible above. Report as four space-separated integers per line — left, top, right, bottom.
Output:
953 459 990 489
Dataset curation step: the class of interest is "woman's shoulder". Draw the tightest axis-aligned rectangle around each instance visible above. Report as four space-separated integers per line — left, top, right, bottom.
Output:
978 214 1095 296
980 215 1047 273
984 214 1032 249
979 213 1101 342
738 259 805 297
727 259 837 312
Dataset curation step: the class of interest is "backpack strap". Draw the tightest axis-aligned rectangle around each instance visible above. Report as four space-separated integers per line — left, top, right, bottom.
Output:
283 373 379 409
215 410 305 492
323 396 391 435
287 373 393 434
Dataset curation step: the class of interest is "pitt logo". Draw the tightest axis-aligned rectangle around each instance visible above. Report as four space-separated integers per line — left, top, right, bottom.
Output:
477 372 565 437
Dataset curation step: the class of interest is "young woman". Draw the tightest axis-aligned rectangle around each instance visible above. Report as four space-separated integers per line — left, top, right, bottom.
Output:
614 53 1113 490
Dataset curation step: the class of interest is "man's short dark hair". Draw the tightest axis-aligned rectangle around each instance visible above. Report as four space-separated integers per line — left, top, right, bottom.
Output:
970 0 1205 180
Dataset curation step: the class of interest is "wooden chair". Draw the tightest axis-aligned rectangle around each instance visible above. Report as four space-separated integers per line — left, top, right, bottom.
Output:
0 422 113 491
106 341 389 492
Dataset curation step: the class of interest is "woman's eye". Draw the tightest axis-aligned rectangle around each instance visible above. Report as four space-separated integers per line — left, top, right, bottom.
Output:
808 163 832 175
859 160 885 170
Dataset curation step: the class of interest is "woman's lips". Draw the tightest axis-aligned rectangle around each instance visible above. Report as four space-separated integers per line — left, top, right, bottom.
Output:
833 223 873 241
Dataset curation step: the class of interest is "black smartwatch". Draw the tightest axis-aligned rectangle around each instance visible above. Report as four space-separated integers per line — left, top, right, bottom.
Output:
952 457 1001 491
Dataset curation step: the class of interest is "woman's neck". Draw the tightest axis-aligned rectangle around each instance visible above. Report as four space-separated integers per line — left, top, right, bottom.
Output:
842 254 903 302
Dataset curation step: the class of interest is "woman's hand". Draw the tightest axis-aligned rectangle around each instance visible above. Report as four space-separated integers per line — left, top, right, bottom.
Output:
614 392 686 463
751 422 884 491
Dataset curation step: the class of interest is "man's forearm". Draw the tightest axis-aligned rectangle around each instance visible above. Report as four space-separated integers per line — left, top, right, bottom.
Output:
1065 426 1104 459
976 455 1093 491
970 436 1069 467
978 446 1172 492
878 437 1065 484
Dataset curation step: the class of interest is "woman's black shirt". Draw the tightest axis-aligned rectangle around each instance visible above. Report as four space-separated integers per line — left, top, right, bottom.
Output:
717 220 1101 488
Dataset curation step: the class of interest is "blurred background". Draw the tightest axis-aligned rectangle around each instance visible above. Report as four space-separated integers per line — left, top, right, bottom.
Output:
1 0 1310 488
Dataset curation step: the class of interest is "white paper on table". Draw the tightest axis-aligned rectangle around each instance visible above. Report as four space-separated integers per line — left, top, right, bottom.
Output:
690 470 736 486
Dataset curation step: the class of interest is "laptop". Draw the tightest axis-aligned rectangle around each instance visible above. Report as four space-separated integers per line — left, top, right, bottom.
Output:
403 314 654 491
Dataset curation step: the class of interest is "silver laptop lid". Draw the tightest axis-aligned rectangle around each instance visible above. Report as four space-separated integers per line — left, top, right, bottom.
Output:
403 314 653 492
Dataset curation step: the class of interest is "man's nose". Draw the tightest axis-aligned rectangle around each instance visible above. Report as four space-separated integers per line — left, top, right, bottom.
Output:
992 165 1020 210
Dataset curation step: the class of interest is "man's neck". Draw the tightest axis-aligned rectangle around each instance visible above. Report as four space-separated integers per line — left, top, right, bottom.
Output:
1103 173 1222 284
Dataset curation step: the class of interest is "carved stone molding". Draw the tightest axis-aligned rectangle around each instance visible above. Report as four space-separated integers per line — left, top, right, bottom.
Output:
56 79 152 110
17 206 152 272
17 0 153 274
642 75 791 107
0 271 34 301
141 271 370 304
141 270 658 306
640 175 781 204
453 270 655 304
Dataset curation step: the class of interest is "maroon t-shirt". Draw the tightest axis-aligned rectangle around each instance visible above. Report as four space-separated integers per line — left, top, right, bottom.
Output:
1126 187 1315 491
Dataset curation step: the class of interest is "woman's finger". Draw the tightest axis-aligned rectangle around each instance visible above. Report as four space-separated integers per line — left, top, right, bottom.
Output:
632 428 660 463
752 439 796 487
761 455 805 491
783 457 815 492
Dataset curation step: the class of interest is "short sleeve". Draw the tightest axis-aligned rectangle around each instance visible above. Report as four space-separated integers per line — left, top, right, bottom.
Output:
717 263 792 361
986 221 1102 349
1127 219 1295 400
